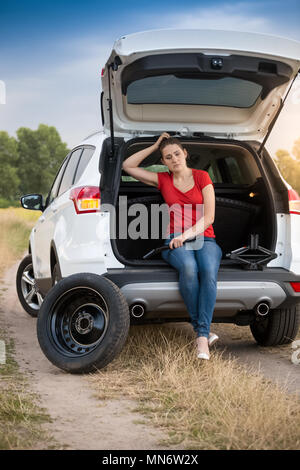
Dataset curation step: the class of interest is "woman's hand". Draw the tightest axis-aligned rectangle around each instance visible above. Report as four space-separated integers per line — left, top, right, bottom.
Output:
154 132 170 150
122 132 170 187
169 234 186 249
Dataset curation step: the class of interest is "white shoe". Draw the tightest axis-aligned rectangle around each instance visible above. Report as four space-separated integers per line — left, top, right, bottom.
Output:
197 352 210 360
208 332 219 347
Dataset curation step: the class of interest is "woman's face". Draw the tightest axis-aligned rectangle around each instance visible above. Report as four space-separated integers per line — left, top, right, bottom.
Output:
161 144 188 172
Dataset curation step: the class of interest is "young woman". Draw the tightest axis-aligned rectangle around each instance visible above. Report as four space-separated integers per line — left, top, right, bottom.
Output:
122 133 222 360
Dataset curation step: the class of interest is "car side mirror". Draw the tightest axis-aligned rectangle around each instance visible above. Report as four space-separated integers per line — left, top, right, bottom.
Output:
20 194 44 211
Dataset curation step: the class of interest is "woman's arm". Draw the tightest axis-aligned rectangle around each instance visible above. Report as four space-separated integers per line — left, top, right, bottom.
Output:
122 132 169 187
169 184 215 249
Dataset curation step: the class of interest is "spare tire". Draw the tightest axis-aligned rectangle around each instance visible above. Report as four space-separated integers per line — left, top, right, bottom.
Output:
37 273 130 374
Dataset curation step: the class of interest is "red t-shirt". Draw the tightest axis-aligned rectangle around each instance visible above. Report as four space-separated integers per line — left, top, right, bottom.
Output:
157 168 215 238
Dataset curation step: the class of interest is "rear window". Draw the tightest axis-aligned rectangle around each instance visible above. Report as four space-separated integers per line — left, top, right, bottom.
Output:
73 147 95 184
205 156 255 185
58 148 83 196
127 75 262 108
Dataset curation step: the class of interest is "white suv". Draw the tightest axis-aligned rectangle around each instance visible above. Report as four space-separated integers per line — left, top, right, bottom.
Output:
17 29 300 373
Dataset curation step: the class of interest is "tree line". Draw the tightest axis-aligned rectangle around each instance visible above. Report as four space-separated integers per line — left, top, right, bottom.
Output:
0 124 299 208
0 124 70 207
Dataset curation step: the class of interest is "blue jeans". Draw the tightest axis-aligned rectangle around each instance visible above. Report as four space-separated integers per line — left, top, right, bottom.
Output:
161 232 222 338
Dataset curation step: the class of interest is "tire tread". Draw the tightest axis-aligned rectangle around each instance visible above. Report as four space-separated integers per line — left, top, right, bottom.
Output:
250 305 300 346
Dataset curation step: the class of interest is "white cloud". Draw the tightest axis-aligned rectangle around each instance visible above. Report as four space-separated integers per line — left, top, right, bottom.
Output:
167 5 269 32
139 2 299 40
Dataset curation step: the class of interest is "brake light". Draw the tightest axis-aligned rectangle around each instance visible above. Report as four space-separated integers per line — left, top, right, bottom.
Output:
290 282 300 293
288 188 300 215
70 186 101 214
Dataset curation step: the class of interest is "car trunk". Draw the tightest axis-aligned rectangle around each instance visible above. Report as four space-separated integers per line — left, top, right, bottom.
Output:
108 137 277 268
100 30 299 269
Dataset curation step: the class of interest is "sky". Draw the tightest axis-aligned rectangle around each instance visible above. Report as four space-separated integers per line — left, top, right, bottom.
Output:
0 0 300 158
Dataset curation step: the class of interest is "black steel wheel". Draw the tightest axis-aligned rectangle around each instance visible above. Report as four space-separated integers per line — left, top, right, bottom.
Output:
16 254 43 317
37 273 130 373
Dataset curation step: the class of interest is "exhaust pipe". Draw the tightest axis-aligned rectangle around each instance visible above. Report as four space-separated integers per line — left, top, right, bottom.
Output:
255 302 270 317
130 303 145 319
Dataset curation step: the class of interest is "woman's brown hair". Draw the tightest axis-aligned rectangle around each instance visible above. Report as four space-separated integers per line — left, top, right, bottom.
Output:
159 137 185 154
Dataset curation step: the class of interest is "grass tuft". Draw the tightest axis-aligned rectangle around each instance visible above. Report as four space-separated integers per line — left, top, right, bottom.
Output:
91 324 300 450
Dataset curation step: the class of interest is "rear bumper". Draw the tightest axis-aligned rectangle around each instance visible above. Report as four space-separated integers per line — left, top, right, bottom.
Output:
103 267 300 319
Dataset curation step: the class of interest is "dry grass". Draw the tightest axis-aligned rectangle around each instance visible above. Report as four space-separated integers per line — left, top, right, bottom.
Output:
90 324 300 450
0 208 52 449
0 324 53 450
0 374 52 449
0 207 40 278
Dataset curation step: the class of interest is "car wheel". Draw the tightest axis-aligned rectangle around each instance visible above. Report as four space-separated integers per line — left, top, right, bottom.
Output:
250 305 300 346
36 273 130 374
16 254 43 317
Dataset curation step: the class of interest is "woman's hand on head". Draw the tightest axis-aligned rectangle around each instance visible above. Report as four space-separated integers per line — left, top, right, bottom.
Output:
155 132 170 150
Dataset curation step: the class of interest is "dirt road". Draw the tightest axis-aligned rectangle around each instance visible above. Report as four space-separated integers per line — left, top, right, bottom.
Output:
1 259 299 449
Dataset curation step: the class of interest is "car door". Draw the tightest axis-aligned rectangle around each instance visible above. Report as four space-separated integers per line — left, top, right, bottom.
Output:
33 148 83 279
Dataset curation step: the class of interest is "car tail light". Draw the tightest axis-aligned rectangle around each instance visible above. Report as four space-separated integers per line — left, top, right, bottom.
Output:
288 188 300 215
70 186 101 214
290 282 300 293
